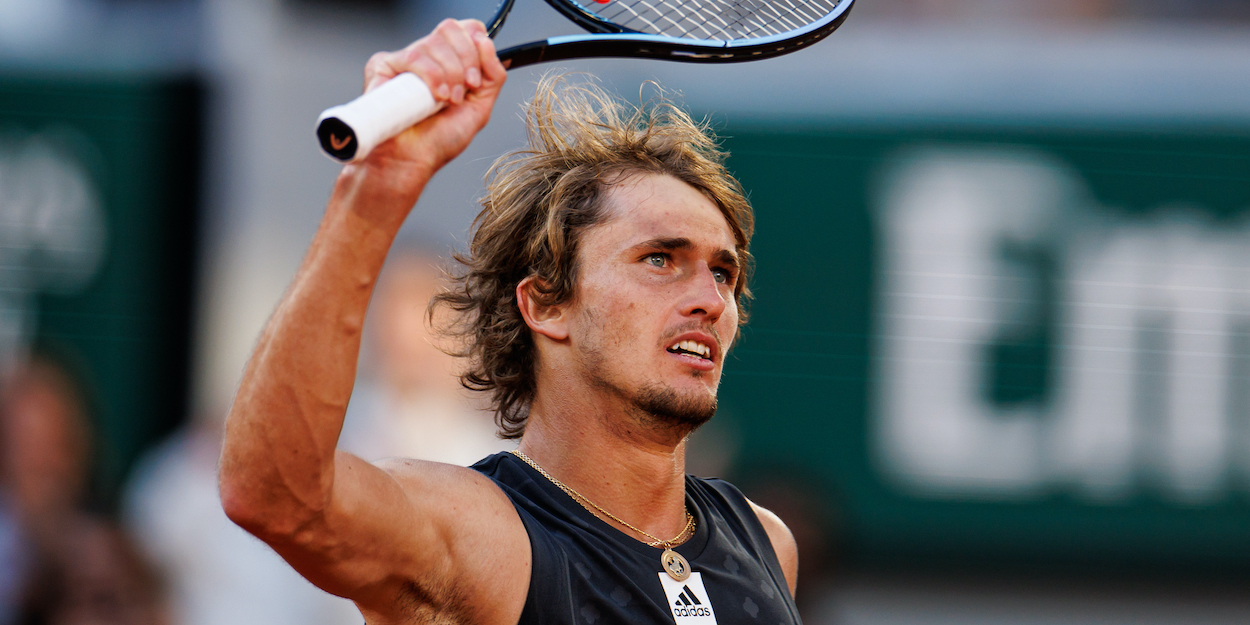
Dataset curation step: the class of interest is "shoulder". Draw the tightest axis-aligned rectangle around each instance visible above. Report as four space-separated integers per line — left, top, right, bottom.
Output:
378 455 514 507
379 456 531 554
745 498 799 597
692 477 799 597
373 457 532 623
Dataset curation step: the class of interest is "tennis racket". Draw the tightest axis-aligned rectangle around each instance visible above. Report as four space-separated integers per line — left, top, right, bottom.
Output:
316 0 855 162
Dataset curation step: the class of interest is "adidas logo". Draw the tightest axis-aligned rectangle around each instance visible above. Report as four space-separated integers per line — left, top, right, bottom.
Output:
672 585 711 617
659 571 717 623
675 585 701 607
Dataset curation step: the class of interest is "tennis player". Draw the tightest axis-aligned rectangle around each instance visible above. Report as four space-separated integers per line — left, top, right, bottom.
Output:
220 18 799 625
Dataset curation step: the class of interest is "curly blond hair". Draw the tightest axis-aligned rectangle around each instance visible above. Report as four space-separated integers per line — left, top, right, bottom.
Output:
432 75 754 439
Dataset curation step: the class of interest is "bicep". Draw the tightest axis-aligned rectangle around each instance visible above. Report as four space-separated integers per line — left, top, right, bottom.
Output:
748 500 799 598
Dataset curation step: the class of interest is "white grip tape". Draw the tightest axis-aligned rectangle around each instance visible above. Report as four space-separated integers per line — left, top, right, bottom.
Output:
316 73 442 162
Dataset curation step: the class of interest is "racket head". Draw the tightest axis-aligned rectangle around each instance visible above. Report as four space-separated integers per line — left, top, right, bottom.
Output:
501 0 853 68
544 0 851 43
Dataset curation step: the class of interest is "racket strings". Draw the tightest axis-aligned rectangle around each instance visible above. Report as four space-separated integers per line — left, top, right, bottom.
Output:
581 0 842 41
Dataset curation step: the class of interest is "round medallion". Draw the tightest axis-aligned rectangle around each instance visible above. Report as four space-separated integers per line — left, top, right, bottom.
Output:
661 548 691 582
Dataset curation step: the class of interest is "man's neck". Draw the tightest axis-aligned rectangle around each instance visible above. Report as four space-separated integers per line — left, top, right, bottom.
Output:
517 387 694 546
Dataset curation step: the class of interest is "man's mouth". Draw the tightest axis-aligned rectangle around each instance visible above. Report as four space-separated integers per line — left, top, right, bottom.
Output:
667 340 712 361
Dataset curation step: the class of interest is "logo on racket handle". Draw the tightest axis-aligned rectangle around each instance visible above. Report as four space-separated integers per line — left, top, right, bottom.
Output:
316 117 359 162
329 134 352 151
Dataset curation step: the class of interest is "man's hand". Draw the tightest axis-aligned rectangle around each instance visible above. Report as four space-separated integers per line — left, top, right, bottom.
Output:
355 19 507 187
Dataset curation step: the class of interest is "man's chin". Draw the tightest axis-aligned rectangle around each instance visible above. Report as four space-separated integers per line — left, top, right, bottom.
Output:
633 384 717 430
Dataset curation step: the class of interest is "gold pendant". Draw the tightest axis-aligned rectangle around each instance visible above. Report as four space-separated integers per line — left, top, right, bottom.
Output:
661 548 691 582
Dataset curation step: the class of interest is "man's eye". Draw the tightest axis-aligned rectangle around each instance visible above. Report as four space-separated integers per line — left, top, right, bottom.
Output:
712 268 733 284
646 253 667 267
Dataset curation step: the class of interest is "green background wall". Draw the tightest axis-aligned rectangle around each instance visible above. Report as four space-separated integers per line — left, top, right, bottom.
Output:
1 75 202 508
718 125 1250 573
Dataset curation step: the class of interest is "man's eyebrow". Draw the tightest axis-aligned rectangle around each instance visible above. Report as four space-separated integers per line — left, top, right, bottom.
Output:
633 237 741 269
635 236 693 252
713 249 741 270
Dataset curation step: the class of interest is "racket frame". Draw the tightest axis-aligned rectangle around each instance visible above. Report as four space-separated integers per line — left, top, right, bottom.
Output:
500 0 853 69
500 0 854 68
485 0 515 36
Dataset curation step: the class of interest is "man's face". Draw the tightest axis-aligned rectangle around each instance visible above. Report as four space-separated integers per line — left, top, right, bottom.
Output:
566 173 742 431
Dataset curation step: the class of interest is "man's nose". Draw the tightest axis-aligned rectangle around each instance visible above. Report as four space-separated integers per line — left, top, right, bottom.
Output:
679 261 728 320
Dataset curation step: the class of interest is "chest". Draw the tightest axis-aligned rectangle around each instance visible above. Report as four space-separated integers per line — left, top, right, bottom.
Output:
524 523 799 625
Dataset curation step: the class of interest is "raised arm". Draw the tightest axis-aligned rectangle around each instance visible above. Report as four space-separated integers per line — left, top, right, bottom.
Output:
218 19 528 624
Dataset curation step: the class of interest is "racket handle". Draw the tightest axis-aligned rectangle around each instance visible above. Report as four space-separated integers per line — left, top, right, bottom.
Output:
315 72 442 163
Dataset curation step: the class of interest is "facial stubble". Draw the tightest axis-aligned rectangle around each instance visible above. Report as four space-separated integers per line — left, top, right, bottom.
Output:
576 302 720 432
633 381 718 430
583 345 719 432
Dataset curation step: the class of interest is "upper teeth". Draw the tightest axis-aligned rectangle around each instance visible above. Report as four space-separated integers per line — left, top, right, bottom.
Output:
671 340 711 359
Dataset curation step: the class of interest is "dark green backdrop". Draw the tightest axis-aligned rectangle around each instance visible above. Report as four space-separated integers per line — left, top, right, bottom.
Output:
717 124 1250 574
0 75 202 508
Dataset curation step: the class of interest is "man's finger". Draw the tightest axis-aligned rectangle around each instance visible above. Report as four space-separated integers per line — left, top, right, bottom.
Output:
474 30 506 85
440 20 482 90
459 18 488 38
423 36 468 103
409 51 450 101
363 50 404 93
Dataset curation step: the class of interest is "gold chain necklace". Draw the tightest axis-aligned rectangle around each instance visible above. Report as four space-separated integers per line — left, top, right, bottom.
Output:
509 449 695 581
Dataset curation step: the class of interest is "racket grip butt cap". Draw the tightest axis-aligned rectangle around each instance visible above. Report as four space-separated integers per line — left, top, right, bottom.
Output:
315 72 441 163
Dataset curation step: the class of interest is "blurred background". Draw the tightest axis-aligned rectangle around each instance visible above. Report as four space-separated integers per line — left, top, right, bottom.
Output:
2 0 1250 623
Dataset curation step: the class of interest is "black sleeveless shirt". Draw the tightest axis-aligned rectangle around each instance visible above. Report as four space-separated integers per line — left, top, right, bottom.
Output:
471 452 801 625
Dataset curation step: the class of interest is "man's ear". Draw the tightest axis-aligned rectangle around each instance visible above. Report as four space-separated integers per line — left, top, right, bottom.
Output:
516 277 570 341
